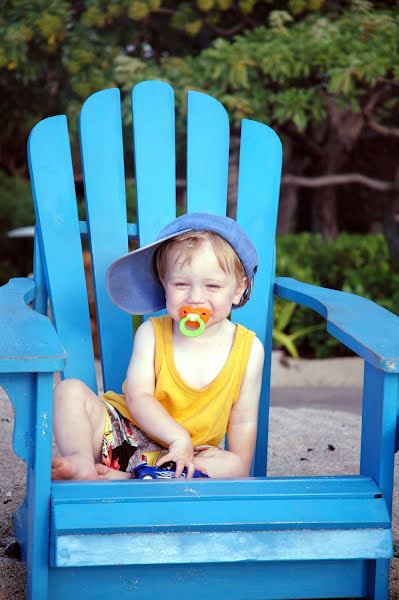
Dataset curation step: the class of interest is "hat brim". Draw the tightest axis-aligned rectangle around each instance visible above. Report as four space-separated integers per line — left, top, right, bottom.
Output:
106 229 192 315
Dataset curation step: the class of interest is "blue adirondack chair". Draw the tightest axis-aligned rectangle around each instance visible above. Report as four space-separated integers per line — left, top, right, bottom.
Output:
1 80 398 600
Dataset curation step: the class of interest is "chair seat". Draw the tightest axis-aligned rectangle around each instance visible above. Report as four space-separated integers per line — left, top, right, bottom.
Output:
50 476 393 567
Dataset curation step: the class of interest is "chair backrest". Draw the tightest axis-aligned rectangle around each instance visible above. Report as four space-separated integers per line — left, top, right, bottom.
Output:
28 80 282 473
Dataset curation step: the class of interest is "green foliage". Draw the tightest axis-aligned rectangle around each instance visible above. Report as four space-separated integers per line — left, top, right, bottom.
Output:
273 300 324 358
275 233 399 358
0 171 34 231
1 0 398 186
114 6 399 133
0 171 35 284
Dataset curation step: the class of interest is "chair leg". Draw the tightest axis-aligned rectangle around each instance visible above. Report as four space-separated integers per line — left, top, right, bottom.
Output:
25 373 53 600
370 559 390 600
0 372 53 598
360 363 397 514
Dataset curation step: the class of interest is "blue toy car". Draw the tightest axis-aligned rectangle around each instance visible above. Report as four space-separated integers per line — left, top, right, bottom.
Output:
132 460 209 480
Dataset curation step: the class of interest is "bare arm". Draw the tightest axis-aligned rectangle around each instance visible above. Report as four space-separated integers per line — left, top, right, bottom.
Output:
227 336 264 475
124 320 201 477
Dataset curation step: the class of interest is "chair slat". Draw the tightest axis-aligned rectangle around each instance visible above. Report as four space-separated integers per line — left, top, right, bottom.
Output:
80 88 133 393
51 475 383 501
186 91 229 214
234 119 282 338
54 529 392 567
233 119 282 475
132 81 176 246
45 561 371 599
28 116 96 388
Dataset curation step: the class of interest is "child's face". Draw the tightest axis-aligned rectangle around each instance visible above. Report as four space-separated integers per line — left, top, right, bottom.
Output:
161 240 247 331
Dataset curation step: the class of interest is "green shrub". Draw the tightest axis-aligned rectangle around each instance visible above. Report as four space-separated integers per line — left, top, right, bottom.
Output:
0 171 35 230
275 233 398 358
0 171 35 284
0 172 137 284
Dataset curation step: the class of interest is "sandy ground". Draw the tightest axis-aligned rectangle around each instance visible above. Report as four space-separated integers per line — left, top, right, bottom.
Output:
0 353 398 599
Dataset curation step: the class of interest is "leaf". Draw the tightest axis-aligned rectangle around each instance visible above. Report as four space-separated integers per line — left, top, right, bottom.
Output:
290 323 324 342
272 330 300 359
275 301 297 331
293 111 307 131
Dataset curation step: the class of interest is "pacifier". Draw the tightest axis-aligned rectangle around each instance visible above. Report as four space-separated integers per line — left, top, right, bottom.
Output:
179 306 211 337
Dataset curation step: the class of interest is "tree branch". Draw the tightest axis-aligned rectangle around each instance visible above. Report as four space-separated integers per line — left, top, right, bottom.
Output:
279 124 323 158
113 174 398 193
367 117 399 138
206 22 246 37
154 8 175 15
282 173 399 192
363 84 399 138
376 76 399 87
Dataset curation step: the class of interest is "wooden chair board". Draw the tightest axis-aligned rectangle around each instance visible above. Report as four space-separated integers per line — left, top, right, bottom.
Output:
0 80 398 599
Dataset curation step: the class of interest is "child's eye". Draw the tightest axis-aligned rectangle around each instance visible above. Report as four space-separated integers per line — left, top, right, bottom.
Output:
206 284 221 289
174 282 188 288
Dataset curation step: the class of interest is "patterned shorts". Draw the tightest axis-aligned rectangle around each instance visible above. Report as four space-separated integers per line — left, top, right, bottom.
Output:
102 402 165 473
101 401 214 474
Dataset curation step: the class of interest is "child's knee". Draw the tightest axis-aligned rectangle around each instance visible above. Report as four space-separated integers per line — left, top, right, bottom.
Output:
198 448 246 478
53 378 92 410
225 451 246 477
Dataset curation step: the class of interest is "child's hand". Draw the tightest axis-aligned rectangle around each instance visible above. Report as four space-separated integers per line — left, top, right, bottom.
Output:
156 438 196 478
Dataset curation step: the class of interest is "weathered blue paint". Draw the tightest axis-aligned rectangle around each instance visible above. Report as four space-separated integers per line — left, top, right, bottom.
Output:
47 560 369 599
1 81 398 599
54 528 392 567
234 121 282 474
32 231 48 316
186 90 229 214
28 115 96 390
372 559 391 600
52 494 391 534
0 372 54 598
80 88 133 393
50 478 390 535
275 277 399 373
51 474 384 499
360 363 398 514
132 81 177 246
0 279 65 372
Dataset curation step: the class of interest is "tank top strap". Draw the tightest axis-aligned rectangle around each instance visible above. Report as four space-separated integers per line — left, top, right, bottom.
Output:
231 324 256 403
149 315 170 378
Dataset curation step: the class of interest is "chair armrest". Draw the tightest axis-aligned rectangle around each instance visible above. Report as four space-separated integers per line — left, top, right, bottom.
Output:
274 277 399 373
0 278 66 373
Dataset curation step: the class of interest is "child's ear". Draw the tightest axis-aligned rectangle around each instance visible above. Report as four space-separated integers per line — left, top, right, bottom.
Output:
233 276 248 305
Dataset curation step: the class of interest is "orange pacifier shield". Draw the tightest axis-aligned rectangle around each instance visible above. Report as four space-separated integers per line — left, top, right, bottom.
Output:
179 306 211 337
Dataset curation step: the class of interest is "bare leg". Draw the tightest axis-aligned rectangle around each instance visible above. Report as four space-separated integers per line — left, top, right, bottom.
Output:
95 464 130 480
95 448 247 480
194 448 246 478
52 378 105 480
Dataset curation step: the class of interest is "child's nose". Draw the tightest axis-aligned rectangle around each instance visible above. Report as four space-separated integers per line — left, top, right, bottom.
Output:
187 285 204 304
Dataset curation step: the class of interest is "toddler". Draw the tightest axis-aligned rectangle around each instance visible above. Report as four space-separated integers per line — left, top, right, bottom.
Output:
51 212 264 480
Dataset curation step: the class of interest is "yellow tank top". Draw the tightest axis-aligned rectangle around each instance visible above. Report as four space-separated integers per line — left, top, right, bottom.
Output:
103 315 255 448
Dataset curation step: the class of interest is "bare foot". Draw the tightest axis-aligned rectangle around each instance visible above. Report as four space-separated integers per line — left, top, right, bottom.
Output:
95 463 131 480
52 455 99 480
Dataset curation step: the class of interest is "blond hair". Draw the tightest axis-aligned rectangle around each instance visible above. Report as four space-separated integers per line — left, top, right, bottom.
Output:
154 230 246 286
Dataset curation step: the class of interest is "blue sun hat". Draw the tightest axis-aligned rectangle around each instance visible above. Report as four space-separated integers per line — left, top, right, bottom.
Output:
106 212 258 315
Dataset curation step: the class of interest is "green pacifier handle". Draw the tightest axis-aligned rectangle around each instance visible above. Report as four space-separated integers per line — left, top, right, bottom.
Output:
179 314 206 337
